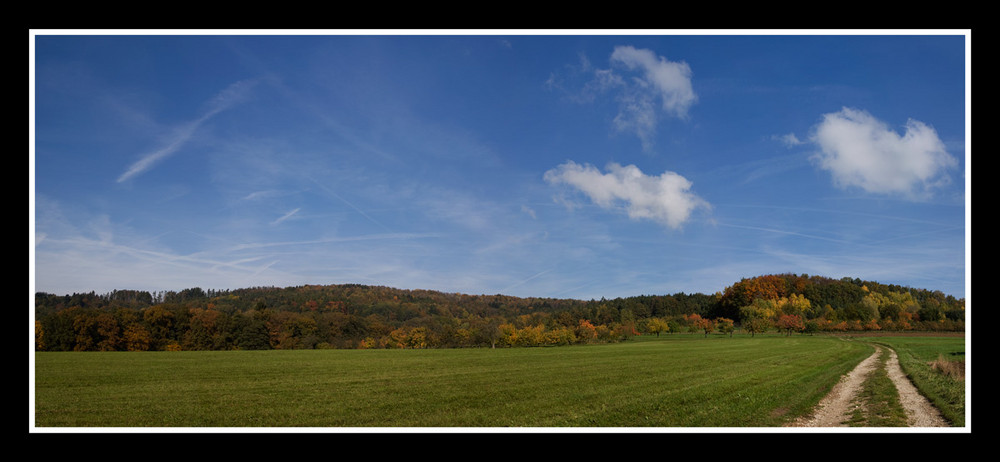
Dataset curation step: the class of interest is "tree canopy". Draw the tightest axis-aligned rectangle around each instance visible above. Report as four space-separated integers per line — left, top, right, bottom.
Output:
34 274 965 351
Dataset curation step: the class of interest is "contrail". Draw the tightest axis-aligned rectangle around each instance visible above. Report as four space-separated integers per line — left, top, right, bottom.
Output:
117 79 257 183
271 207 300 225
307 177 393 232
715 222 852 245
116 122 199 183
500 269 553 294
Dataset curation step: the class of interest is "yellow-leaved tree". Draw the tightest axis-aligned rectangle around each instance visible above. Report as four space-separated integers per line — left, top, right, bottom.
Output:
645 317 670 337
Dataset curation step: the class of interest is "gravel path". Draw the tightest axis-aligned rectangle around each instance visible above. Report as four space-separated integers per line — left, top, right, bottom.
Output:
885 347 948 427
788 345 948 427
789 347 883 427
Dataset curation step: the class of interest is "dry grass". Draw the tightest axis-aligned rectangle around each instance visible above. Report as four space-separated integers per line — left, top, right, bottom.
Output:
929 354 965 381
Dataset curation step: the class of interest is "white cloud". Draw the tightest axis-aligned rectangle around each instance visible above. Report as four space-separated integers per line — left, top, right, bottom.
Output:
117 79 257 183
555 46 697 152
544 161 709 229
603 46 697 151
810 107 958 199
774 133 804 147
609 46 697 119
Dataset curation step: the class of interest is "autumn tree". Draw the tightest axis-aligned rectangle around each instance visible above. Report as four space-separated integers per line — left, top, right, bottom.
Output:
514 324 546 346
619 308 639 341
718 275 788 321
594 304 618 325
143 305 176 350
406 327 429 349
645 317 670 337
694 315 715 337
859 292 888 321
544 326 576 345
482 317 504 348
575 319 598 344
739 299 776 337
123 323 152 351
686 321 700 334
614 321 640 341
594 324 615 342
715 317 735 337
775 314 805 336
777 294 811 318
271 312 318 349
863 319 881 331
743 316 771 337
66 311 121 352
35 320 44 350
32 275 963 350
94 313 121 351
666 318 682 335
184 308 220 350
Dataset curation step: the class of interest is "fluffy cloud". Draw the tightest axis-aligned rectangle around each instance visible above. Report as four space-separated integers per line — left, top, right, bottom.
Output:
544 161 709 229
810 107 958 199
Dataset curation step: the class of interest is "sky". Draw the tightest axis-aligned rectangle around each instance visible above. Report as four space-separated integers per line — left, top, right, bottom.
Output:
30 31 970 301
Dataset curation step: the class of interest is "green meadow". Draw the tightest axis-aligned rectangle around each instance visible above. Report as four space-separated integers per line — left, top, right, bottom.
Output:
36 335 886 428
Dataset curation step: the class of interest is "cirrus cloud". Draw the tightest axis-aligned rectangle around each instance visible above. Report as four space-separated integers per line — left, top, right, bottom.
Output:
810 107 958 199
544 160 709 230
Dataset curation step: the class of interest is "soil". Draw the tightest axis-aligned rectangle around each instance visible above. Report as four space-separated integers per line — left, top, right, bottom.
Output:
788 345 949 427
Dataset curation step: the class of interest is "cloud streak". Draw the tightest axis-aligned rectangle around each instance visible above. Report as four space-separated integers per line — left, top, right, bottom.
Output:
500 269 554 294
809 107 958 199
117 79 257 183
271 207 300 225
544 161 709 229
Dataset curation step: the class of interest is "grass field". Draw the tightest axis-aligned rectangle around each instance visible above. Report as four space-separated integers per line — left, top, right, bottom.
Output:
34 334 883 428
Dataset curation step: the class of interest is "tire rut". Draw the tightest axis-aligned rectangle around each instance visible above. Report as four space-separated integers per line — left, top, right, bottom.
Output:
789 347 882 427
885 347 948 427
788 344 948 427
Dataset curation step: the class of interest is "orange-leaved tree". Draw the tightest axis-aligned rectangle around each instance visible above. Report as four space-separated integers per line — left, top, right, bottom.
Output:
696 316 715 337
775 314 804 336
718 275 789 321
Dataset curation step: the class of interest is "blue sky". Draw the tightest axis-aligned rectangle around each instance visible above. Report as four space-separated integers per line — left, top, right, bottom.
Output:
31 31 969 300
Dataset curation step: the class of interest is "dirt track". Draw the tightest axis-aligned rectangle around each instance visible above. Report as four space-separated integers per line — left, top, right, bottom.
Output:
788 345 948 427
886 348 948 427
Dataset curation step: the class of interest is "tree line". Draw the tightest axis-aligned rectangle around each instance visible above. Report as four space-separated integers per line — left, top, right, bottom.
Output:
34 274 965 352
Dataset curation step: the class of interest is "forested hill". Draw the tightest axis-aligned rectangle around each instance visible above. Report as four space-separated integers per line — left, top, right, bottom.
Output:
34 274 965 351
